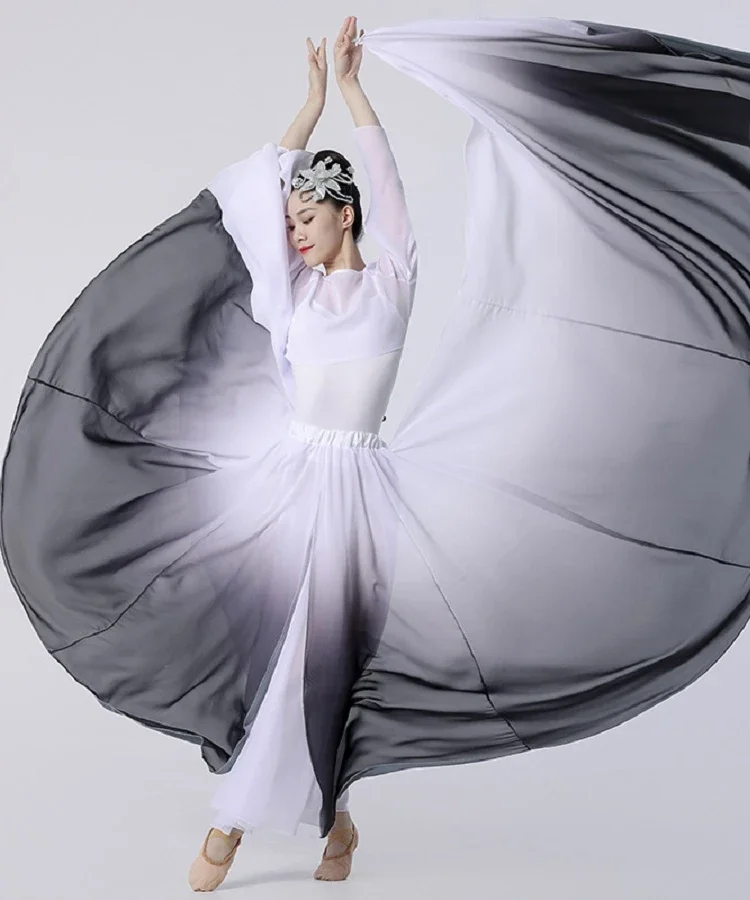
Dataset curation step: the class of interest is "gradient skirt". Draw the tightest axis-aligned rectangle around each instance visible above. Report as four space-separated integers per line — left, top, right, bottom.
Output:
3 18 750 837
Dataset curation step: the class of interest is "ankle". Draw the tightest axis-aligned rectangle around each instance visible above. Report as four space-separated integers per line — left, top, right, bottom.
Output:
332 811 352 830
212 826 243 840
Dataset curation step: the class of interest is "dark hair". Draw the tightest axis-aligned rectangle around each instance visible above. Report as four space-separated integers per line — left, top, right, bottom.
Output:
310 149 363 243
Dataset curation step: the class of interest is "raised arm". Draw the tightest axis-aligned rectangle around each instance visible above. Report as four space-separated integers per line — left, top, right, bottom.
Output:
335 17 417 281
353 124 418 282
277 37 329 283
334 16 378 127
280 37 327 150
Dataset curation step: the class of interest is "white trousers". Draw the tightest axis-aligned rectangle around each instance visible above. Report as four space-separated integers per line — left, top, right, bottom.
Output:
210 560 349 836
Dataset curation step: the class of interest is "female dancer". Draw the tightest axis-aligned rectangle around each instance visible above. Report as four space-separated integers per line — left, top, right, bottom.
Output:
6 15 750 900
188 14 417 890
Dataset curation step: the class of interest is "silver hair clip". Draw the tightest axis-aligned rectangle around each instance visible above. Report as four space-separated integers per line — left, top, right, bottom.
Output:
291 156 355 203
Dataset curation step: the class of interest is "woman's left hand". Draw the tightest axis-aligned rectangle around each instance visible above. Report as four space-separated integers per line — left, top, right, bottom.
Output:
307 37 328 105
334 15 364 84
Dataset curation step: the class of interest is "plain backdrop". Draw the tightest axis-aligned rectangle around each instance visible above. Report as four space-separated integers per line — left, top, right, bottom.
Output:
1 1 749 898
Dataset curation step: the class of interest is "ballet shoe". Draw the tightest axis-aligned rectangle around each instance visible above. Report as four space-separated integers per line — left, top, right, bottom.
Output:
313 822 359 881
188 827 243 892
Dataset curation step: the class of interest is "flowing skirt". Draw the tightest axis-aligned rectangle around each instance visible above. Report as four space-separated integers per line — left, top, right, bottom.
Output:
3 18 750 837
209 419 387 835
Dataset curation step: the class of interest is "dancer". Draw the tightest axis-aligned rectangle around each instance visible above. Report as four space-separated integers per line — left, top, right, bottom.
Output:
4 13 750 895
186 15 415 889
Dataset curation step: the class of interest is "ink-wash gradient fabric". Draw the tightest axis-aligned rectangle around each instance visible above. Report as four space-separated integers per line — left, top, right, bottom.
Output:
3 17 750 837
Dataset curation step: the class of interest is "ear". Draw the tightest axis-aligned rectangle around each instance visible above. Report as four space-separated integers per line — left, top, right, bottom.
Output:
341 205 355 230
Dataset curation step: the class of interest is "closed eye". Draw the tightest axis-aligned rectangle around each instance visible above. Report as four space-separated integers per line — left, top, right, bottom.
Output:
288 217 314 231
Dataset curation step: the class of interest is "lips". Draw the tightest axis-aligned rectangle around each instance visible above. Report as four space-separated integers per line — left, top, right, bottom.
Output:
300 245 314 254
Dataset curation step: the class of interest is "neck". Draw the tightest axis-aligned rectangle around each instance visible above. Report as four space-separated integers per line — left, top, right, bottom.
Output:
323 238 366 275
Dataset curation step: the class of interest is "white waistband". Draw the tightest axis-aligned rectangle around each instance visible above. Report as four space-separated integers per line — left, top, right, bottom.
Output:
288 419 386 450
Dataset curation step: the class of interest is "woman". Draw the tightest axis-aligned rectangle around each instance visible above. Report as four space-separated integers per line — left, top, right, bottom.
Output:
4 14 750 896
187 15 416 890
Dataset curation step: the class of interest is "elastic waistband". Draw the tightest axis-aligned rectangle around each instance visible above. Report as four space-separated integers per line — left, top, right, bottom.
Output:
288 419 386 450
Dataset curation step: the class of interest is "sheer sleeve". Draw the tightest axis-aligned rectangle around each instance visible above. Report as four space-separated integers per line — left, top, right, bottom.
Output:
207 143 315 405
354 125 418 282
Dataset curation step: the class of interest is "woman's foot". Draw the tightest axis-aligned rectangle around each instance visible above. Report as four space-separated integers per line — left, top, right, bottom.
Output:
313 811 359 881
188 827 243 892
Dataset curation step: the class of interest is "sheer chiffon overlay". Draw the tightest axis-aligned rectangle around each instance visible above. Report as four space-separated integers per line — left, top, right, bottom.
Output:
2 18 750 837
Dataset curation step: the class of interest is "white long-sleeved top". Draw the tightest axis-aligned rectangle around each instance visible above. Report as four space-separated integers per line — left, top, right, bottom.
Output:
209 125 417 433
285 126 417 433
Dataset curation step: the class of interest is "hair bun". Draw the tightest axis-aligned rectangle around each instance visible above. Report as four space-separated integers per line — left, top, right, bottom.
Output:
308 149 364 244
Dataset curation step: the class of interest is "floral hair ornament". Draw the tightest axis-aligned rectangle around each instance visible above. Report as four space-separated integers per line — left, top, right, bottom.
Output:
291 156 356 203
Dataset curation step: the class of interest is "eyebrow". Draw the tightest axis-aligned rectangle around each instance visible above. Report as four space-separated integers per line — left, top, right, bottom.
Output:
285 207 317 220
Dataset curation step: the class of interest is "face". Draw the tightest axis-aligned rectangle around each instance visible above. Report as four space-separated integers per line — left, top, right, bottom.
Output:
285 189 355 268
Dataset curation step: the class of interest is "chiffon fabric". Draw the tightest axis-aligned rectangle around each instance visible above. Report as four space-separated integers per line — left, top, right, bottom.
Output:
208 124 416 836
3 17 750 839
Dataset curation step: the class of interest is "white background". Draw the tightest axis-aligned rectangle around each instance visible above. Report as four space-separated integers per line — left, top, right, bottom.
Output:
1 1 749 897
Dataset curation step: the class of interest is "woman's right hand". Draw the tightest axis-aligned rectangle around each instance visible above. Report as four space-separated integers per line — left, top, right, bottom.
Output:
307 37 328 106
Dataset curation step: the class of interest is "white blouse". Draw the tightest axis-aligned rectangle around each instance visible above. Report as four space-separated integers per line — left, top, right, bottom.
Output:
284 126 417 432
209 125 417 434
285 126 417 363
